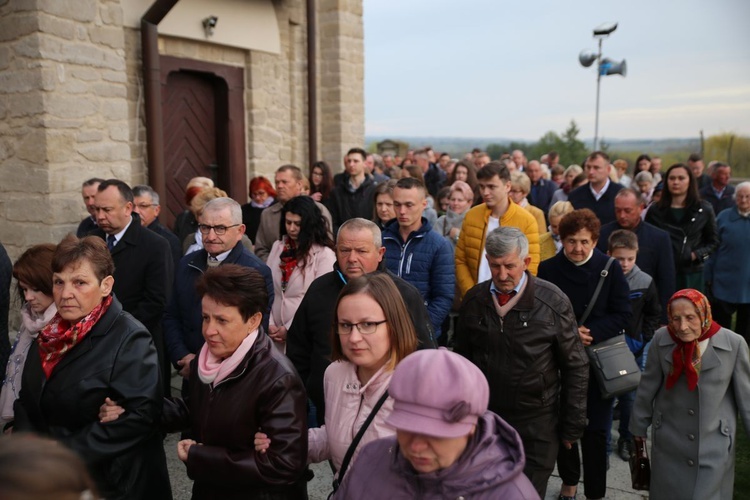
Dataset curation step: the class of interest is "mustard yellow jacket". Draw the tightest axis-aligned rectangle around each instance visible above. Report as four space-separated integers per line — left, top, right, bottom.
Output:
455 201 540 297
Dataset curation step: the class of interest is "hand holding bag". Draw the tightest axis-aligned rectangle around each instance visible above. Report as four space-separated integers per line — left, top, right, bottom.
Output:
581 257 641 399
630 437 650 490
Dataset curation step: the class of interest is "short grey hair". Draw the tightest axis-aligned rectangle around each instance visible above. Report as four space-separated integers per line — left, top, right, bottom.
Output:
485 227 529 260
132 185 160 205
337 217 382 248
735 181 750 198
203 197 242 224
634 171 653 184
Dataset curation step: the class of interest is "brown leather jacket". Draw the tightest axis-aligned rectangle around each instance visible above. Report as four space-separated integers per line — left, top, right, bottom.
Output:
163 332 308 499
454 273 589 442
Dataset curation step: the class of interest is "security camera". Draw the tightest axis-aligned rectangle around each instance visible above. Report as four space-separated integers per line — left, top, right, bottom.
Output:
202 16 218 37
593 22 618 37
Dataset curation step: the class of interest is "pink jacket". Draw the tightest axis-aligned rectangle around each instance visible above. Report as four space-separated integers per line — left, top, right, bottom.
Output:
267 242 336 330
308 361 394 471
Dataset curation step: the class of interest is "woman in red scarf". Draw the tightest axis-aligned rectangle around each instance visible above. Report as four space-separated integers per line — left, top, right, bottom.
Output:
13 235 171 500
266 196 335 351
630 288 750 499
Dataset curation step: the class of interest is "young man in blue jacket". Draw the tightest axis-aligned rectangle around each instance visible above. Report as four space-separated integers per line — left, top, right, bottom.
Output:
382 177 455 339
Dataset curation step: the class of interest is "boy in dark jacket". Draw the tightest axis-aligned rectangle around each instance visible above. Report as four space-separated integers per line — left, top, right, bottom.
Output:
607 229 661 461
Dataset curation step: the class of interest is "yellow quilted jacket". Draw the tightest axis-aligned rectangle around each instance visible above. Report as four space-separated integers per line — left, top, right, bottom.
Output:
455 200 540 297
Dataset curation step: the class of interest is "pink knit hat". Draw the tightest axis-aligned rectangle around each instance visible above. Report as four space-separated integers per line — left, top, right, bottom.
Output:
386 348 489 438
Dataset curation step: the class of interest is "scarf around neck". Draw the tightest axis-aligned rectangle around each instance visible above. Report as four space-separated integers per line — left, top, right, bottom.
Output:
279 236 298 292
198 329 258 386
37 295 113 379
666 289 720 391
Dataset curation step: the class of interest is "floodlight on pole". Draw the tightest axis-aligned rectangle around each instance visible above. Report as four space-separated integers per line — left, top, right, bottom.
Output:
579 23 627 151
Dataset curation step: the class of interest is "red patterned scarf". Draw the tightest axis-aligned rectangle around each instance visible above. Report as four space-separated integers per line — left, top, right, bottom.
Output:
37 295 113 379
666 289 720 391
278 236 298 292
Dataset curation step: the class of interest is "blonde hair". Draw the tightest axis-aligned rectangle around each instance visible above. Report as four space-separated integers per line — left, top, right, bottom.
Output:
548 201 574 219
190 187 229 216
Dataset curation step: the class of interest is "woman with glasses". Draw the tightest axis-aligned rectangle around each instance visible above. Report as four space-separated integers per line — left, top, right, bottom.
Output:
266 196 335 351
509 171 547 232
255 274 419 480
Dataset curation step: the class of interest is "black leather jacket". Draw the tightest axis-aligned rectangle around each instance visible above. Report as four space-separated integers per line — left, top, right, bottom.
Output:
14 297 171 500
454 273 589 441
162 331 308 500
646 199 718 274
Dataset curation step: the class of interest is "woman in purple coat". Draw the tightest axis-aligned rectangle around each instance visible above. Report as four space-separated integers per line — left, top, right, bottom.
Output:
334 349 538 499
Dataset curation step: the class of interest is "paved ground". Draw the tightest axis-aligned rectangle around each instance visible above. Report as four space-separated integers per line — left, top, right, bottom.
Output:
165 368 649 499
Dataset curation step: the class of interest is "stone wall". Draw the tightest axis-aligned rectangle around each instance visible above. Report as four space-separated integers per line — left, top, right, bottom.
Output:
0 0 131 261
319 0 365 170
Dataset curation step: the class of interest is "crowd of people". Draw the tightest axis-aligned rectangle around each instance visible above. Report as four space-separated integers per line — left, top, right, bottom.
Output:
0 145 748 500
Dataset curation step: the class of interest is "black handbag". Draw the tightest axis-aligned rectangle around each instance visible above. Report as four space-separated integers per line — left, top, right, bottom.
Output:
580 257 641 399
586 334 641 399
630 438 651 490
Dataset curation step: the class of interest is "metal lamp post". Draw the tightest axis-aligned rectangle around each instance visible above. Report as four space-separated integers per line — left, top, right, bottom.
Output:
579 23 627 151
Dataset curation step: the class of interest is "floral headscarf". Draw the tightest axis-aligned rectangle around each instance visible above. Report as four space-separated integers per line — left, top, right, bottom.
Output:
665 289 721 391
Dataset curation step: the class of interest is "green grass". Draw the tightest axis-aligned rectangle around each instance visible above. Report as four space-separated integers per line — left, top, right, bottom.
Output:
736 418 750 498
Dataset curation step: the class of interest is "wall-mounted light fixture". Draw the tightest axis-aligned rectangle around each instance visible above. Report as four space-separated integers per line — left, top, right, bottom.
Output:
202 16 218 38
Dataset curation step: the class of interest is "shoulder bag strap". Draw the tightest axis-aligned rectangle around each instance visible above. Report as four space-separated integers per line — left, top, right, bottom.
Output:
578 257 615 326
330 390 389 493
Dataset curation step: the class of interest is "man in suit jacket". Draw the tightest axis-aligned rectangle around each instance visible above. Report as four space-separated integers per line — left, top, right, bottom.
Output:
91 179 173 393
132 184 183 266
597 188 676 323
568 151 624 225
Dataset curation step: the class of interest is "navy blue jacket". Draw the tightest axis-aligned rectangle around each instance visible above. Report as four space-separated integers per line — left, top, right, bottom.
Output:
699 183 735 216
163 243 274 366
382 218 455 338
568 182 624 225
529 178 558 214
598 220 675 324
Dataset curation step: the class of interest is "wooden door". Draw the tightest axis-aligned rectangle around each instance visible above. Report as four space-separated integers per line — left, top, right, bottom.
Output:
162 71 219 227
159 57 245 230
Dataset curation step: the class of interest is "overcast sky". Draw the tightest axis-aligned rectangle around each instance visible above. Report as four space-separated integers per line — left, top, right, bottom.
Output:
363 0 750 141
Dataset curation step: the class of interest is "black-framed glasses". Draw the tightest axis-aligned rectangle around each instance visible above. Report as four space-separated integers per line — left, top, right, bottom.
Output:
198 224 240 236
337 320 387 335
135 203 156 210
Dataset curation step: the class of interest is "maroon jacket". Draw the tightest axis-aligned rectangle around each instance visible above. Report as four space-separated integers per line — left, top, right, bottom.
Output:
163 332 308 499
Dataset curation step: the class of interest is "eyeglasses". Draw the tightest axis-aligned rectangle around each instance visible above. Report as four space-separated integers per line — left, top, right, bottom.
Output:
337 320 387 335
135 203 156 210
198 224 240 235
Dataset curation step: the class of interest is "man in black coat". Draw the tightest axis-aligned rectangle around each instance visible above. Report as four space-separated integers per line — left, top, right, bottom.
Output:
454 227 589 497
597 188 675 323
132 184 183 266
286 218 436 425
76 177 104 237
568 151 623 225
328 148 377 234
91 179 173 393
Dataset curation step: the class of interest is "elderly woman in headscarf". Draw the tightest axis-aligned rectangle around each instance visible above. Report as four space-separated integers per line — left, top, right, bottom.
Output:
630 289 750 500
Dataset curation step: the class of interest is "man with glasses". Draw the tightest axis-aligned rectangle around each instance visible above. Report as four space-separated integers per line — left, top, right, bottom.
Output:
164 197 274 389
132 185 182 266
